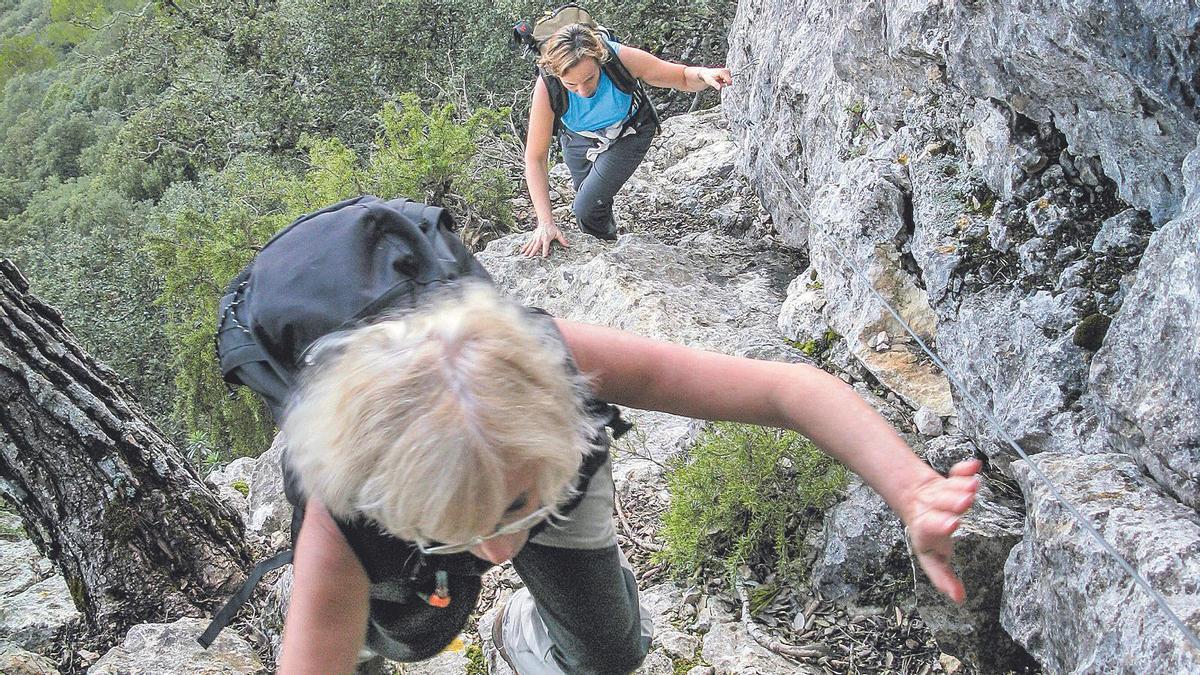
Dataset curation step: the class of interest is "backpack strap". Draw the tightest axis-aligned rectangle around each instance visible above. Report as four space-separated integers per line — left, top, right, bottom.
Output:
197 548 294 648
541 71 570 136
599 42 661 135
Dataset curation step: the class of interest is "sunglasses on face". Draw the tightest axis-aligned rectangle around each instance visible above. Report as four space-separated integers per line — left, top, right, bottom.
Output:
415 504 557 555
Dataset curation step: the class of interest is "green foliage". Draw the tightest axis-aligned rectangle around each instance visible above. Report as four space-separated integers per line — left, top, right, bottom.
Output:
658 423 848 585
0 33 56 87
230 479 249 498
464 642 486 675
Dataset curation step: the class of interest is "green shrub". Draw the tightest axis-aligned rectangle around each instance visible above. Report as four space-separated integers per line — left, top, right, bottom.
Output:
658 423 848 584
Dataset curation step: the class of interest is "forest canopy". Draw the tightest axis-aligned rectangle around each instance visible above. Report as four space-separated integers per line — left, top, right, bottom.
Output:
0 0 735 464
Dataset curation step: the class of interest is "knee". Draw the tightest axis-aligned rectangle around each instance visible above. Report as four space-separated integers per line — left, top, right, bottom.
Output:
571 192 598 222
571 199 616 240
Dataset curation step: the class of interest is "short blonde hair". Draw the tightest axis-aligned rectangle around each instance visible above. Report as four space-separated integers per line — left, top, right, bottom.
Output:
538 23 610 78
283 284 597 546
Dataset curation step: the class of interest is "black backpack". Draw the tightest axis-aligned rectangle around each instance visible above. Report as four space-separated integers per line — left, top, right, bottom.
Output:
215 195 490 420
512 4 660 136
199 195 490 647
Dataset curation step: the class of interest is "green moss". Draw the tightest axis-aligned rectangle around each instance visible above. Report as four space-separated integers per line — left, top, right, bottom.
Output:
67 576 86 608
230 479 250 498
464 642 486 675
786 329 841 360
673 654 705 674
103 502 137 545
657 423 848 586
1073 313 1112 351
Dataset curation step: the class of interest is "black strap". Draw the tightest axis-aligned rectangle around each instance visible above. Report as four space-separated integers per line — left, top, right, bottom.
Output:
197 548 294 648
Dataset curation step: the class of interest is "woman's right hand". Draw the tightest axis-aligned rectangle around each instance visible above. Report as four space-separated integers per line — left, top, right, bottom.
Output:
521 221 569 258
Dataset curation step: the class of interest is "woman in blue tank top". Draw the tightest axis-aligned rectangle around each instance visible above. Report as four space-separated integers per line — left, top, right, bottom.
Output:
521 25 734 257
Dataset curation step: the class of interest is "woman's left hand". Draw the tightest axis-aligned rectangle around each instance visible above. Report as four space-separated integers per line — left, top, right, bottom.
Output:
905 458 982 604
699 67 733 91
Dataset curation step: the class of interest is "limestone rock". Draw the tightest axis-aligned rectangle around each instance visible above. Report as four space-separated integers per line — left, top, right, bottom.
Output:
804 164 954 416
1088 210 1200 510
88 617 262 674
206 456 255 529
777 268 829 344
1002 453 1200 673
937 288 1089 464
618 108 760 238
920 434 980 475
0 512 79 652
637 650 675 674
246 435 292 539
810 479 907 606
0 642 59 674
913 407 943 437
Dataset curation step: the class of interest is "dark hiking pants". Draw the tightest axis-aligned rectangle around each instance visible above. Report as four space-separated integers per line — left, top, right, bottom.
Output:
559 125 655 240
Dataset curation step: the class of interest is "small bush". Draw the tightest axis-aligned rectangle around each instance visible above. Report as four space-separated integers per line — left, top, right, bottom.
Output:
658 423 848 584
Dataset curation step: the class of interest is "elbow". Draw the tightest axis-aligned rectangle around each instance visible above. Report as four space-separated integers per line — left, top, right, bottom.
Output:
524 154 548 179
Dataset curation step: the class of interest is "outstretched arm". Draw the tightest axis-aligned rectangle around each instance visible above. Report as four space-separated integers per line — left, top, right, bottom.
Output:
616 44 732 92
558 319 980 603
279 500 370 674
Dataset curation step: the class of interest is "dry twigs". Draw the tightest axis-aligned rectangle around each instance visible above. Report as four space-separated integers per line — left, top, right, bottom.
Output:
736 575 827 661
614 491 663 552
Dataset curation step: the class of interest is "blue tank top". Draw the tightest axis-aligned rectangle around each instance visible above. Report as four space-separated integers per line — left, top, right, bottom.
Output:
560 42 634 133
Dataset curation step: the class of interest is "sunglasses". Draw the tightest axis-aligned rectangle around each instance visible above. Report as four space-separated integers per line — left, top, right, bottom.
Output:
416 504 557 555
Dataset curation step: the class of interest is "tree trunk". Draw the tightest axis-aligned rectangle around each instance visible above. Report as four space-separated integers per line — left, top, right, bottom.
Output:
0 259 251 641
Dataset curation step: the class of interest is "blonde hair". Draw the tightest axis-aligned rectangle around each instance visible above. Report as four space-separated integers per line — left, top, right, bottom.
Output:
538 23 610 78
282 284 597 546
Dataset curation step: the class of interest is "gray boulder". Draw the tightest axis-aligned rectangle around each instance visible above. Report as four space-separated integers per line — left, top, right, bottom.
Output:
809 479 906 606
0 512 79 653
1002 453 1200 673
1087 194 1200 509
0 642 59 674
88 617 262 674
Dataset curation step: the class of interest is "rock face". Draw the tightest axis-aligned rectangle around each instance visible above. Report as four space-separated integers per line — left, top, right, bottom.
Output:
1087 169 1200 510
1003 453 1200 674
88 617 261 674
727 0 1200 670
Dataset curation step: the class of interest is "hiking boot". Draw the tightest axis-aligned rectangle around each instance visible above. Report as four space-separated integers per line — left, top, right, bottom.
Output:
581 214 619 241
479 599 516 675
